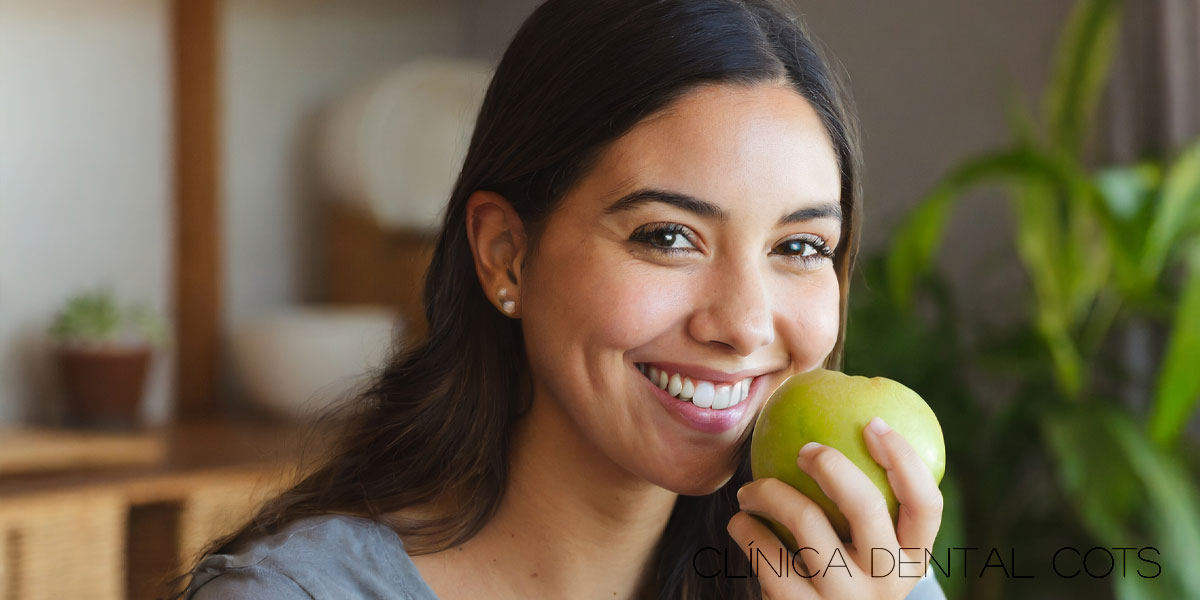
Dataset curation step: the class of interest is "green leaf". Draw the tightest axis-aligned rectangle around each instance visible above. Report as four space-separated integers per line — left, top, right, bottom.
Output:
1044 0 1122 157
1045 408 1200 599
1042 408 1139 546
1095 163 1162 222
1148 243 1200 446
1140 139 1200 285
48 289 123 343
887 149 1079 307
1107 414 1200 598
1095 163 1163 297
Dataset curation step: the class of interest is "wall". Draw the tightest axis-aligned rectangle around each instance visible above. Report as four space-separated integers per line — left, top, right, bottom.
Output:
797 1 1075 327
0 0 172 425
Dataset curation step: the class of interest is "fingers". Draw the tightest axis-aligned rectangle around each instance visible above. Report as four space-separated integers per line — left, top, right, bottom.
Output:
726 510 816 600
862 417 943 553
735 478 861 597
795 441 898 565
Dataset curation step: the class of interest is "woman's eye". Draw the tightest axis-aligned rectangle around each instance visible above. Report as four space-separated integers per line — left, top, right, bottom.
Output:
629 223 697 255
779 239 817 257
774 235 835 267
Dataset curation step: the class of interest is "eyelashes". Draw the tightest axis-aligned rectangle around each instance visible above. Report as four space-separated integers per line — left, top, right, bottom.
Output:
628 222 835 267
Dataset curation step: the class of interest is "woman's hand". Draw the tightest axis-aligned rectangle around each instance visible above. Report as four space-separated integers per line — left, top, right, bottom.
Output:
727 417 943 600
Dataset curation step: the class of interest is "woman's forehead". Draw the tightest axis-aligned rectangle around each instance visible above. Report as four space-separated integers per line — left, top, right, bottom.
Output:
574 84 842 219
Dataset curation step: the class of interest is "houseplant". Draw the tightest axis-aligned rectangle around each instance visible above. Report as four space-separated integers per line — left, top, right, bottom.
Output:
851 0 1200 597
48 289 169 429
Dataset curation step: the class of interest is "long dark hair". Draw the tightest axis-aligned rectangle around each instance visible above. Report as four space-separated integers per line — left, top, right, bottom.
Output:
175 0 861 597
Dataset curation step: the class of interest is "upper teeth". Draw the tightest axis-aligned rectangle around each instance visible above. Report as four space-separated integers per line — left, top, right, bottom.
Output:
637 363 753 410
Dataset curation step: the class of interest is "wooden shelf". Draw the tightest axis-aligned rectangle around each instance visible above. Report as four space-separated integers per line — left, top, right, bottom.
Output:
0 427 166 477
0 417 334 600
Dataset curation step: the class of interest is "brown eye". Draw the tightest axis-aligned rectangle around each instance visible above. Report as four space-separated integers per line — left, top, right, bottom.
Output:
630 223 698 255
774 235 834 267
779 239 817 257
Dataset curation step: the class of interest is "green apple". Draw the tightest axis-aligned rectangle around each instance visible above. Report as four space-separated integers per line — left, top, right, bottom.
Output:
748 368 945 549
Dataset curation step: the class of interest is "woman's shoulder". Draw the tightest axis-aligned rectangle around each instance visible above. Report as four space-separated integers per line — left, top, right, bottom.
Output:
184 514 439 600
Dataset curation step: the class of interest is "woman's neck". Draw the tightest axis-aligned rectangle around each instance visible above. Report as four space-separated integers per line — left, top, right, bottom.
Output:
409 390 679 599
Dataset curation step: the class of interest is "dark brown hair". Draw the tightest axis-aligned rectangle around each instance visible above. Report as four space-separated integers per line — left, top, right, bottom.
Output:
174 0 861 597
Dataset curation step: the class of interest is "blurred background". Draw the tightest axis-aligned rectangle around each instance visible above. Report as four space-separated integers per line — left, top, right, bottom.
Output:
0 0 1197 598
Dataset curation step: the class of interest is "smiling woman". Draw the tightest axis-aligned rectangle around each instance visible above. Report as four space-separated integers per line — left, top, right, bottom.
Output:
175 1 946 599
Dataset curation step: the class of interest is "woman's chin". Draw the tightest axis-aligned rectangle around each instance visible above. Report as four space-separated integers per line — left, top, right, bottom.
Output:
656 468 739 497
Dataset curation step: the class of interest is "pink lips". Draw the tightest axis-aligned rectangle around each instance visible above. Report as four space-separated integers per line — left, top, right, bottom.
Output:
636 362 766 434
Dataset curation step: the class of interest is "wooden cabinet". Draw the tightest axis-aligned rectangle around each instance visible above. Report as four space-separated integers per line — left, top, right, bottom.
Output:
0 419 320 600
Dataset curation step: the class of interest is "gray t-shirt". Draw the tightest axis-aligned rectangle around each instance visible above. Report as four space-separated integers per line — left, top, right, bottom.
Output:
184 514 946 599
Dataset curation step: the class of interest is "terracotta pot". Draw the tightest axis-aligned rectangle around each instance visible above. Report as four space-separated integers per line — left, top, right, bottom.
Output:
55 345 151 429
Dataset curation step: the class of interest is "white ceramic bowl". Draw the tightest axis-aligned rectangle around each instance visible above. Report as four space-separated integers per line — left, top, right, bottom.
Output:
230 305 402 420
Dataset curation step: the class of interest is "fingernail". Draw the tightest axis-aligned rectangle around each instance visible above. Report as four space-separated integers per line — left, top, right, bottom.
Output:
798 441 822 457
867 417 891 436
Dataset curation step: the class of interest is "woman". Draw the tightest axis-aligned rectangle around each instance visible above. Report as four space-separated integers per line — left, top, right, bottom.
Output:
181 0 946 598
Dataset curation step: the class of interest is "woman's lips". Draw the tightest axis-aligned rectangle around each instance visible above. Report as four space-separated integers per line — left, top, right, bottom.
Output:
636 362 767 434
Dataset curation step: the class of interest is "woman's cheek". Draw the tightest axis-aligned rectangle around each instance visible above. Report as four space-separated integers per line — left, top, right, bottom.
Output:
590 269 693 348
780 271 842 369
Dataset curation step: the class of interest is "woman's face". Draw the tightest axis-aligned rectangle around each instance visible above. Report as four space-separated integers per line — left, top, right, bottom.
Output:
519 83 844 495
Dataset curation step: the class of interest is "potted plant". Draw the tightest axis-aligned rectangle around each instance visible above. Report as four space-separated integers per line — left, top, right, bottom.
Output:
869 0 1200 597
48 289 169 429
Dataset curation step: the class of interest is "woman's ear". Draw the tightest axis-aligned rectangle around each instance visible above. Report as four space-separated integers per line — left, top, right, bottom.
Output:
465 190 528 317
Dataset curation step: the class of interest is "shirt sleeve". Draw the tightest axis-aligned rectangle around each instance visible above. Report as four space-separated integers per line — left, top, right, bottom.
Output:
186 564 316 600
905 566 947 600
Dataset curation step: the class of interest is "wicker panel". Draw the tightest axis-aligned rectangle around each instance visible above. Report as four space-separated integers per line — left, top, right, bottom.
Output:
176 469 289 568
0 489 126 600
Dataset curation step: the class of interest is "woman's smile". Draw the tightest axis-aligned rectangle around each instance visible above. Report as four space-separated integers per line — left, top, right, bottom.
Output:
633 359 777 434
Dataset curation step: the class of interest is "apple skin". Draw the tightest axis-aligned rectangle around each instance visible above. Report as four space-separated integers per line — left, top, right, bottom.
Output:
749 368 945 549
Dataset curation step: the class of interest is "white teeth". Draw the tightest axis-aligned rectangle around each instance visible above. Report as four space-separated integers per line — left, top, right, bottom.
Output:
667 373 682 397
638 364 756 411
712 385 731 409
691 381 715 408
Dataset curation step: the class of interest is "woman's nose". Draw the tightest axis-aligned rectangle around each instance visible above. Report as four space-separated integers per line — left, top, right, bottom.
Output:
687 261 775 356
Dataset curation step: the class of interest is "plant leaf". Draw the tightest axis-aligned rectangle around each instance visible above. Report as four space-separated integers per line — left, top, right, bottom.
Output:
1106 413 1200 598
1041 407 1138 546
1148 242 1200 447
1045 408 1200 598
887 149 1077 307
1044 0 1122 157
1140 139 1200 285
1096 163 1163 297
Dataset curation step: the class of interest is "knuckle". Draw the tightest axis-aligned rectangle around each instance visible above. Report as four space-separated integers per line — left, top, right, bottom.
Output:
793 496 828 532
926 490 945 516
739 478 768 500
891 437 920 464
809 445 842 475
758 477 792 498
912 488 944 518
855 493 890 522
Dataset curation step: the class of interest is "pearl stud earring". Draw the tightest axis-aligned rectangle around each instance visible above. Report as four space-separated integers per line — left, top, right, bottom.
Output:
499 288 516 315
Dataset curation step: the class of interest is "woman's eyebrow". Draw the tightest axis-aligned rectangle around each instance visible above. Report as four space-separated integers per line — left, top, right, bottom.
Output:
603 187 842 224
